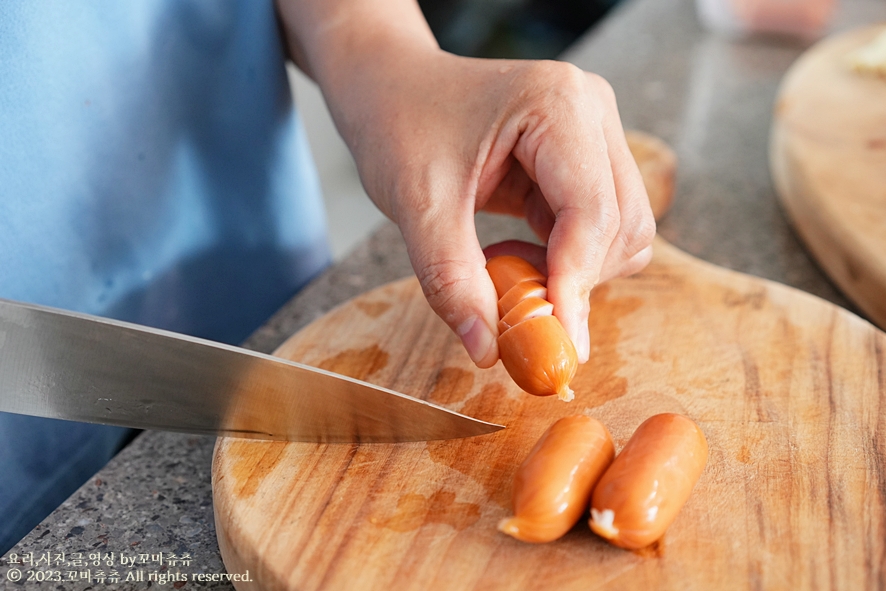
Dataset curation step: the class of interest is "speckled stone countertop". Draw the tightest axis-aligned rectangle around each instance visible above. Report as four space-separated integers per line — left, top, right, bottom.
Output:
2 0 884 588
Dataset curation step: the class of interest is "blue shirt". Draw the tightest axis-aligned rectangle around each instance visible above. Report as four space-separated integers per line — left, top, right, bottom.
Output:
0 0 331 345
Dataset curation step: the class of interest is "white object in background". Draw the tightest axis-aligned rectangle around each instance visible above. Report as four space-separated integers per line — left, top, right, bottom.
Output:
848 29 886 77
696 0 838 39
696 0 744 34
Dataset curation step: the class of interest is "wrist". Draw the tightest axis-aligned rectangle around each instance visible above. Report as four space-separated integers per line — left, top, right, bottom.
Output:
277 0 440 138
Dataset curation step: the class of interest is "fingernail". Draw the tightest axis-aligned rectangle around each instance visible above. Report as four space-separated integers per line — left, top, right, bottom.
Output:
457 315 496 366
578 325 590 363
576 299 591 363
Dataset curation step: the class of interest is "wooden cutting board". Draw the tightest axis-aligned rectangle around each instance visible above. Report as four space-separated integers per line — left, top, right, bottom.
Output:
213 135 886 590
770 24 886 328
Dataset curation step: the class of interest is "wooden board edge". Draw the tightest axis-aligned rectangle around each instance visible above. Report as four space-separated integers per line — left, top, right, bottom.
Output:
210 236 886 590
652 235 886 337
769 88 886 329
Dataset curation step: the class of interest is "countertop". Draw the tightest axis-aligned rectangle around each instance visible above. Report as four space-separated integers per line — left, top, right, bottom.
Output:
2 0 884 588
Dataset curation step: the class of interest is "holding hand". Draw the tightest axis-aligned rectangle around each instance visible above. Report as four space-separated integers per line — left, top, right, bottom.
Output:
278 0 655 369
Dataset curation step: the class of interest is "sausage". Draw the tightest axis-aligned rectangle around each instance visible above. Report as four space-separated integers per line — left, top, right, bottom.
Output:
589 413 708 550
498 415 615 543
486 255 578 401
486 255 546 298
498 317 577 401
497 296 553 333
498 280 547 317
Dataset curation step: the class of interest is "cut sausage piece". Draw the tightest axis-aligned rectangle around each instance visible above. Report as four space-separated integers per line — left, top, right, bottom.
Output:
589 413 708 549
498 280 548 317
498 415 615 543
497 316 577 401
486 255 577 401
497 297 554 334
486 255 546 299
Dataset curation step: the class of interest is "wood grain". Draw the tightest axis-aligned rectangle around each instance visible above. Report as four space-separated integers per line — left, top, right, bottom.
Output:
213 132 886 590
213 242 886 590
770 24 886 328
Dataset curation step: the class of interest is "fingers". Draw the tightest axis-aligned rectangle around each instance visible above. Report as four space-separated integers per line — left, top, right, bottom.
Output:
373 57 656 373
596 116 657 283
399 207 501 369
617 244 654 278
504 69 656 363
519 111 620 363
483 161 556 242
545 198 618 364
522 185 556 242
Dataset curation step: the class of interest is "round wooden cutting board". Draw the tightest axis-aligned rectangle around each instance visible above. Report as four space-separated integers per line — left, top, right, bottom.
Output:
770 24 886 328
213 243 886 590
213 134 886 590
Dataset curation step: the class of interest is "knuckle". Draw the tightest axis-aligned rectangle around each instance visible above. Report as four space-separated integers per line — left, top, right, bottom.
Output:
586 72 616 103
559 201 621 252
594 205 622 241
549 60 587 90
516 60 587 108
631 210 657 250
389 169 445 224
415 259 474 317
617 209 656 258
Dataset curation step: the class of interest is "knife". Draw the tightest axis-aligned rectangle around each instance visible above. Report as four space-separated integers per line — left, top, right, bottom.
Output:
0 298 503 443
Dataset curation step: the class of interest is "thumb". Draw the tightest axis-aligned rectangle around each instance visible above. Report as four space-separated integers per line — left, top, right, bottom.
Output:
399 209 500 369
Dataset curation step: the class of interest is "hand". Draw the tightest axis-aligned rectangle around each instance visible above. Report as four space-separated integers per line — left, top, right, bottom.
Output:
278 1 655 368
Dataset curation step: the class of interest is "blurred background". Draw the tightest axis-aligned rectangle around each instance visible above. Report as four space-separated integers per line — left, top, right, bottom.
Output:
291 0 625 261
419 0 622 58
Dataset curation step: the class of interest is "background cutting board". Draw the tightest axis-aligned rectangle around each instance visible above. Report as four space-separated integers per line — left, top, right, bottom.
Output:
770 24 886 329
213 136 886 590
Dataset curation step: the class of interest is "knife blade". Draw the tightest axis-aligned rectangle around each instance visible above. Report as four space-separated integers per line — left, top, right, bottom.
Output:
0 298 503 443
